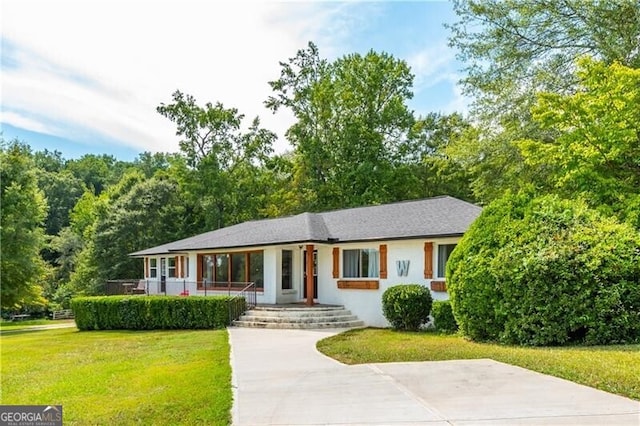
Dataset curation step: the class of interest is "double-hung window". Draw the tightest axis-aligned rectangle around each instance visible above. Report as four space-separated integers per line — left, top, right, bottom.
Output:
149 258 157 278
437 244 456 278
168 257 177 278
343 249 379 278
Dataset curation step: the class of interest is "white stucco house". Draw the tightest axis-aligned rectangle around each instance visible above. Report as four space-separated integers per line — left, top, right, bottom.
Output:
130 196 481 327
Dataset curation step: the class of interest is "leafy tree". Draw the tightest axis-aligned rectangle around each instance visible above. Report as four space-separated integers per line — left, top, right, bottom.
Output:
519 59 640 228
36 169 86 236
133 151 182 178
266 42 419 210
66 154 128 195
0 140 48 309
92 173 191 281
448 0 640 120
158 91 276 229
446 0 640 204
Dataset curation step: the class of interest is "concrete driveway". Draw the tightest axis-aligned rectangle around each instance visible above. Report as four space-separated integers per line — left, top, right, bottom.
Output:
229 328 640 426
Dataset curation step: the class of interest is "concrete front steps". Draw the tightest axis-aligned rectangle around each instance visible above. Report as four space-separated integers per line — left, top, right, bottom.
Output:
233 305 365 329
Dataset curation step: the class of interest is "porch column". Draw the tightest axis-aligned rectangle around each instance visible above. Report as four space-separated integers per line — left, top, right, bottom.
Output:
306 244 315 306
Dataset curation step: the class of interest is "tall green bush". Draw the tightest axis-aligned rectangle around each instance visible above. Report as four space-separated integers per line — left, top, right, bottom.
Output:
71 296 245 330
382 284 433 331
447 193 640 346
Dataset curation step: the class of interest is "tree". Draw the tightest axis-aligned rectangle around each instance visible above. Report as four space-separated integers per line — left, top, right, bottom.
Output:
158 90 276 229
446 0 640 204
448 0 640 120
518 59 640 228
92 174 190 281
266 42 419 210
66 154 128 195
0 140 48 309
36 169 86 236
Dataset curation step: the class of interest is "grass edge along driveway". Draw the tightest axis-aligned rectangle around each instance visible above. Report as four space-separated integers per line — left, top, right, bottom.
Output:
317 328 640 401
1 328 231 425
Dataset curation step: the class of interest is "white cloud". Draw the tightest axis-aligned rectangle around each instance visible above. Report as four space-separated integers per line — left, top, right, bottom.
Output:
0 0 358 155
407 44 457 91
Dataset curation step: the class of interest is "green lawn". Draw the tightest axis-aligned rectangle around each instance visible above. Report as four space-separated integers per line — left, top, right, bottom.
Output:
317 328 640 401
1 328 232 425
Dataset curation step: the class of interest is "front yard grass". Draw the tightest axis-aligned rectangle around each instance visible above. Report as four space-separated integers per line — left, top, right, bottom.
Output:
317 328 640 401
1 328 231 425
0 319 75 330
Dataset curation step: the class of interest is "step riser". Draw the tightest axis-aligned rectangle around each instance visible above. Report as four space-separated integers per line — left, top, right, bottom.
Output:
242 310 353 318
234 305 364 329
233 321 365 329
238 315 358 324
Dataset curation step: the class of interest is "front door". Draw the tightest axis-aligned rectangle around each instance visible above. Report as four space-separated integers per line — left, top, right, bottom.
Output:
303 249 318 299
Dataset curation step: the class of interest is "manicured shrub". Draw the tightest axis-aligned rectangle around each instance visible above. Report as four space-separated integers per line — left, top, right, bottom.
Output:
71 296 246 330
432 300 458 333
382 284 433 331
447 193 640 346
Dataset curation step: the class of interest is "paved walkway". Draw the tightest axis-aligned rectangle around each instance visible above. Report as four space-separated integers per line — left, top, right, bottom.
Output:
229 327 640 426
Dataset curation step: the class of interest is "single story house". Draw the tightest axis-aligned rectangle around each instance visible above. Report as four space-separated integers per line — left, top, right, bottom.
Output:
130 196 481 327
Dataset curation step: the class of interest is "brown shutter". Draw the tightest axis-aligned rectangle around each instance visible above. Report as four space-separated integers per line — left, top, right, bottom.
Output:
379 244 387 279
197 254 203 285
332 247 340 278
144 258 149 278
424 242 433 279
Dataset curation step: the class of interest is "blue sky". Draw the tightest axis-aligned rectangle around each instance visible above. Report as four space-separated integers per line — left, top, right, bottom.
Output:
1 1 466 161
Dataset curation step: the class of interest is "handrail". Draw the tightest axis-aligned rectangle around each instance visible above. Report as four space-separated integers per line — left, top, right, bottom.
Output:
227 282 257 325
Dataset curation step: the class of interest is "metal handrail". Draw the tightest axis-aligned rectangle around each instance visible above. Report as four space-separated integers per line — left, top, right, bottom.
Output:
227 282 257 325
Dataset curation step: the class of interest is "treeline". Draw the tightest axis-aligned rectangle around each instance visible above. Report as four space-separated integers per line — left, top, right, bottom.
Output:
2 0 639 313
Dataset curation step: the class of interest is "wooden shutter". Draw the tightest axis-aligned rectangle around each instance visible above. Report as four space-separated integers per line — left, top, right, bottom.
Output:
197 254 203 285
424 242 433 279
144 258 149 278
332 247 340 278
379 244 387 279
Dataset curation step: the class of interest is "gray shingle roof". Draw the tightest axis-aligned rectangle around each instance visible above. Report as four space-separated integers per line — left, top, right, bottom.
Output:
130 196 481 256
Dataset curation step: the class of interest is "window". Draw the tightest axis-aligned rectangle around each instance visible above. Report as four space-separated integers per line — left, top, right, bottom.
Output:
249 252 264 289
216 254 229 282
149 258 157 278
199 251 264 289
201 255 214 286
343 249 379 278
437 244 456 278
168 257 176 278
282 250 292 290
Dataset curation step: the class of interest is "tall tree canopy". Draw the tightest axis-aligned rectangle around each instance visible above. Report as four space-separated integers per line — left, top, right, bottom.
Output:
0 141 48 309
266 42 419 210
446 0 640 204
158 90 276 229
449 0 640 119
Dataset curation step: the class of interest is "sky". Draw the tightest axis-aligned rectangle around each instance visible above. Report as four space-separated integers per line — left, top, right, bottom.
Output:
1 1 467 161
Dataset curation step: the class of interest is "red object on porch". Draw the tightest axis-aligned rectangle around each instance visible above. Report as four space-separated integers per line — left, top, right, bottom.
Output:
306 244 315 306
179 290 190 296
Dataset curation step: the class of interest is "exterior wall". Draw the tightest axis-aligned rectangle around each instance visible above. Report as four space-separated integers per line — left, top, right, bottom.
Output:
140 237 460 328
317 238 460 328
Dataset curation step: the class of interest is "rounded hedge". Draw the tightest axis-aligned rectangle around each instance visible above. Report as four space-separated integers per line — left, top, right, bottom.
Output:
432 300 458 333
447 193 640 346
382 284 433 331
